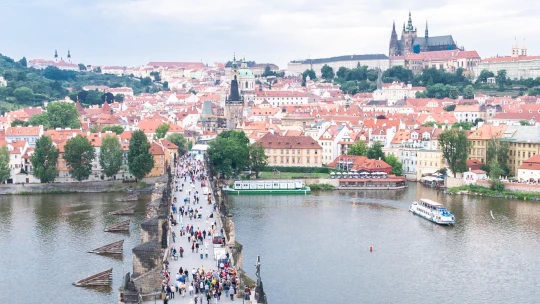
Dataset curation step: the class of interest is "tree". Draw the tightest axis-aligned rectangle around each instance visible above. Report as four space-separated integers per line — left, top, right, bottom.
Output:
63 135 96 181
367 141 385 160
207 130 250 178
101 125 124 135
476 69 495 84
415 91 427 98
11 119 28 127
167 133 187 155
13 87 34 104
27 114 49 128
155 123 170 139
320 64 335 81
163 81 169 90
385 154 403 176
382 66 413 84
520 120 531 126
443 104 456 112
451 121 474 131
348 141 368 156
488 159 505 191
487 137 510 174
187 141 193 151
85 90 102 105
46 102 80 129
18 57 27 68
114 94 125 102
31 136 59 183
150 71 161 82
438 129 470 177
99 135 123 178
336 67 349 79
141 77 152 86
249 142 268 178
463 85 475 99
496 70 507 87
302 69 316 81
101 92 115 103
0 146 10 183
78 63 87 71
128 130 154 181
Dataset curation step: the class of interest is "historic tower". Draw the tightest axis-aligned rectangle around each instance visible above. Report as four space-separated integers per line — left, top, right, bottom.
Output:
401 12 417 55
225 55 244 130
389 21 400 56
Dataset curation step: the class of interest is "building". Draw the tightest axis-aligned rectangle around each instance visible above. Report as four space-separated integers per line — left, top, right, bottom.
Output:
158 139 179 166
518 154 540 182
257 132 322 167
467 123 507 164
463 169 488 185
254 91 310 106
389 12 458 56
502 125 540 176
0 76 7 87
327 155 393 173
28 50 78 71
372 82 425 105
5 126 44 147
453 105 486 123
474 40 540 80
403 50 481 75
287 54 390 77
148 142 165 177
416 149 444 180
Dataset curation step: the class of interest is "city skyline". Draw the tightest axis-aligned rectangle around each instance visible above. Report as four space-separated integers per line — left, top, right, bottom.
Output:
1 0 537 68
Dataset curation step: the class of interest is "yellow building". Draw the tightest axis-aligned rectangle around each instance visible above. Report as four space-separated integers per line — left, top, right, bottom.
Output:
416 149 445 180
258 132 322 167
148 142 165 177
159 139 179 166
503 126 540 176
467 123 507 164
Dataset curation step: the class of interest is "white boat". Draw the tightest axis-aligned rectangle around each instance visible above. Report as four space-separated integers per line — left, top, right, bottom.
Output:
409 198 455 225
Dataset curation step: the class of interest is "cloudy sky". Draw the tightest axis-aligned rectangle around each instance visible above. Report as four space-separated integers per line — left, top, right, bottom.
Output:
1 0 537 69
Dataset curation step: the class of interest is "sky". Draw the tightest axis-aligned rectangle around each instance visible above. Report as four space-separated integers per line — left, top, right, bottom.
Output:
1 0 538 69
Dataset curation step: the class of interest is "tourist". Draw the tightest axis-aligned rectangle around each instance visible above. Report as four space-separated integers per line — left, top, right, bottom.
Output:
180 247 184 257
189 282 194 296
229 284 234 300
172 231 176 243
244 285 250 300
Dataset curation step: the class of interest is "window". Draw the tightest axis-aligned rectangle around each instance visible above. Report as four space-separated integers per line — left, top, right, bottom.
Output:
307 157 310 163
280 157 284 163
307 150 310 154
281 149 284 154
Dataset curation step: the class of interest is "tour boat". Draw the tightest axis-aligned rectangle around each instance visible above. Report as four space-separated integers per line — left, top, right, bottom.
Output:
409 198 455 225
223 180 310 195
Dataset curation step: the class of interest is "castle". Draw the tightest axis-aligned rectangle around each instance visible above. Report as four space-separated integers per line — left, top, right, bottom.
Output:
389 12 458 56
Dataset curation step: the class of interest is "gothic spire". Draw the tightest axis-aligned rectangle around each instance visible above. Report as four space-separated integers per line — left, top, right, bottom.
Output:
67 49 71 58
392 20 396 32
425 21 428 38
407 11 414 31
54 49 58 59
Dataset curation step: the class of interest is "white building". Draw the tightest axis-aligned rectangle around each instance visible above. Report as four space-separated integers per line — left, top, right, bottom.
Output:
463 169 488 185
0 76 7 87
5 126 44 147
372 82 426 105
287 54 390 77
474 40 540 80
254 91 310 106
518 154 540 182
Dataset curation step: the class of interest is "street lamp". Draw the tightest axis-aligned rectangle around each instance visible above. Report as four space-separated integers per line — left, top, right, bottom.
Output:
154 287 158 304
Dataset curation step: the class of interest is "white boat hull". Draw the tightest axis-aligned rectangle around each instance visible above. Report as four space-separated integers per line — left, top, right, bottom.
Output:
409 203 455 225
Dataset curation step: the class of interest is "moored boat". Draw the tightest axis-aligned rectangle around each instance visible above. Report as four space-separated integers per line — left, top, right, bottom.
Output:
223 180 310 195
409 198 455 225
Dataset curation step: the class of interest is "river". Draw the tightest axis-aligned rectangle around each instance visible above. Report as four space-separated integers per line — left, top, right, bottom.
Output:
229 183 540 304
0 192 149 304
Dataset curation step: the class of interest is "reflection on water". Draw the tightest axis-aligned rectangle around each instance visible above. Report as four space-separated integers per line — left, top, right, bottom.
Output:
0 193 149 304
230 183 540 304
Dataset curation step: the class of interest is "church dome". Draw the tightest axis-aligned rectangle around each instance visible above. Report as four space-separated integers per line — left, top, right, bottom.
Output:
239 69 254 77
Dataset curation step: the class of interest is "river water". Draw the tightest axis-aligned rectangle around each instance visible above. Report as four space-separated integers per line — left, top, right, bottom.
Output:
0 193 149 304
229 183 540 304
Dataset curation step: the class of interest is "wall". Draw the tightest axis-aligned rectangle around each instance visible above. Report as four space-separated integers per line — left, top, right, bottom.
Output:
445 176 465 188
477 180 540 193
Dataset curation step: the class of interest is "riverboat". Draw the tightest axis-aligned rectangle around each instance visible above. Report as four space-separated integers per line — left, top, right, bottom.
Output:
409 198 455 225
223 180 310 195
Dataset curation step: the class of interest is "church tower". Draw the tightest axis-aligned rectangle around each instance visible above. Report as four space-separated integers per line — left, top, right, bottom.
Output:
512 38 519 57
67 50 72 63
401 12 417 55
389 21 400 56
54 49 58 62
521 39 527 56
225 54 244 130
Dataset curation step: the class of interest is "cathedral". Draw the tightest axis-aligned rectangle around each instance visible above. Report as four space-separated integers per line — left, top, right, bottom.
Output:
389 12 458 56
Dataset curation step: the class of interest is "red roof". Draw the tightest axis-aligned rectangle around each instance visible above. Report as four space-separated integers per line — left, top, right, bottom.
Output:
257 132 321 149
520 154 540 170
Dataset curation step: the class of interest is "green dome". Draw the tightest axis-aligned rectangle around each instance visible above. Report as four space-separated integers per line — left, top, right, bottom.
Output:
239 69 254 77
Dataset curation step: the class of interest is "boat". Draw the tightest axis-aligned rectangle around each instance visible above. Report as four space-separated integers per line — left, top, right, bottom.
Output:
409 198 455 225
223 180 310 195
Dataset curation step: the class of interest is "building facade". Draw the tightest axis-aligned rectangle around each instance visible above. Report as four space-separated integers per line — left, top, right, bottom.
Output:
258 132 322 167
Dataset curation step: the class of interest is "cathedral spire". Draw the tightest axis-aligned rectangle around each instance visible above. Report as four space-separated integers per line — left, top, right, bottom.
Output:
425 21 428 38
392 20 396 32
54 49 58 61
407 11 414 31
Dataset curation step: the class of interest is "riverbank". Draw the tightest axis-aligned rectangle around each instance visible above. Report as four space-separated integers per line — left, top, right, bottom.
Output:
446 184 540 201
0 178 161 195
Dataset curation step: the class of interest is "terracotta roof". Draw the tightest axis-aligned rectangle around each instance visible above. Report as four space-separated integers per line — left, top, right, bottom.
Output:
327 155 393 173
257 132 321 149
520 154 540 170
149 142 164 155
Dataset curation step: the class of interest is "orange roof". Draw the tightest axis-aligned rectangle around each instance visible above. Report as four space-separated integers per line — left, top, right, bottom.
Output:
6 126 42 136
520 154 540 170
149 142 164 155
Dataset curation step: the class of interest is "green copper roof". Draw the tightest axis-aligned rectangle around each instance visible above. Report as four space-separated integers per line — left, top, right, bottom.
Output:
239 69 253 77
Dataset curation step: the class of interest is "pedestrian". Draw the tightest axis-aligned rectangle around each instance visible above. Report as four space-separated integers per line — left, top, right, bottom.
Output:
189 283 194 296
196 243 199 253
172 231 176 243
213 291 218 304
180 247 184 258
205 246 208 258
192 242 195 253
229 285 234 300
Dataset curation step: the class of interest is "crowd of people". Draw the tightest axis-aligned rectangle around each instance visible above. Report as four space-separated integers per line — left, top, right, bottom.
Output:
158 153 251 304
